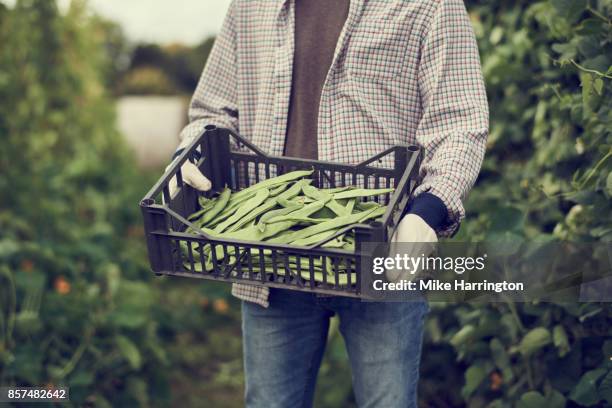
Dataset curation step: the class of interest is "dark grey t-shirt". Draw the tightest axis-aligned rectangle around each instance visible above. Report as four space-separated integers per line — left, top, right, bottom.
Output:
284 0 350 160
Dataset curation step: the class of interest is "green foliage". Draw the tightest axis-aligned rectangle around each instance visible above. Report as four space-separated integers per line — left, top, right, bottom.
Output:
0 1 166 405
419 1 612 406
0 1 240 406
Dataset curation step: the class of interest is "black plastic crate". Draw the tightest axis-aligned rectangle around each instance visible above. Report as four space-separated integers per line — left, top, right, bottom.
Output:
140 125 420 297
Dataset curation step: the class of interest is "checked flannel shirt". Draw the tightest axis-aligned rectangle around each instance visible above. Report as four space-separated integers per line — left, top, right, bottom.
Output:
177 0 489 307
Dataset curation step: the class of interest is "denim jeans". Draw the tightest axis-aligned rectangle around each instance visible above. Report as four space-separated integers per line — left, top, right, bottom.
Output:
241 288 429 408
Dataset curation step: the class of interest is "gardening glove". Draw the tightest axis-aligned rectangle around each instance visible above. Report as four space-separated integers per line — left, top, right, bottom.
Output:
386 214 438 283
166 158 211 198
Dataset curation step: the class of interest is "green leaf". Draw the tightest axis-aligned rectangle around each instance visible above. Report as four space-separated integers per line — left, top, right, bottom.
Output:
450 325 476 347
581 72 593 113
90 395 113 408
550 0 587 21
599 370 612 404
553 325 570 357
606 172 612 196
576 18 605 35
582 55 611 72
485 232 524 256
569 368 606 406
487 400 504 408
116 335 142 370
490 338 509 369
517 391 547 408
489 206 524 232
577 36 602 59
490 338 514 381
490 27 503 45
516 327 551 356
551 42 577 60
548 389 567 408
69 370 94 387
594 78 604 95
461 362 490 398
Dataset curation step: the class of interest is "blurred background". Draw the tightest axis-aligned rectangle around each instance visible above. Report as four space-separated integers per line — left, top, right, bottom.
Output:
0 0 610 407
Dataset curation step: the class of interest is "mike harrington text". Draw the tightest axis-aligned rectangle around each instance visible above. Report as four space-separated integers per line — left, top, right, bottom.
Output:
372 279 524 293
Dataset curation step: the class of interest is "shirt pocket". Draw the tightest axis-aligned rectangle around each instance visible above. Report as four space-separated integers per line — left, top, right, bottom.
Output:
344 18 408 81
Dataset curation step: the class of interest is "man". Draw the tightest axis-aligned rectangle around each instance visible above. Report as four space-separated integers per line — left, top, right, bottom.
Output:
170 0 488 406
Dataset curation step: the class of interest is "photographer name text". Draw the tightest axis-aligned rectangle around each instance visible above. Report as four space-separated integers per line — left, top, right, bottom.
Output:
372 279 524 293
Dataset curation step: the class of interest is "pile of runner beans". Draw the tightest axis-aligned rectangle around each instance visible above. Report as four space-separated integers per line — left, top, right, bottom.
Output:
181 170 393 285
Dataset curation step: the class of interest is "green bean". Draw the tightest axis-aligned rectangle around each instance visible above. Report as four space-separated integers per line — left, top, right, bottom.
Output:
302 185 349 216
269 182 290 196
189 195 220 220
206 220 298 261
278 197 301 208
209 175 311 227
206 190 255 227
224 220 297 241
300 196 316 203
214 188 270 233
230 169 313 201
257 203 303 231
268 216 326 224
264 201 326 224
196 188 231 226
183 176 397 286
270 207 384 243
291 229 344 247
322 186 355 194
276 180 310 202
345 198 356 214
333 187 394 200
358 206 386 221
191 261 354 286
188 246 356 286
212 177 301 225
355 201 382 211
225 196 278 232
226 180 309 232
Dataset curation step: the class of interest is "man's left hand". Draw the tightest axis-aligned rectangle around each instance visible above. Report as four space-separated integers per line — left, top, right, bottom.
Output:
386 214 438 282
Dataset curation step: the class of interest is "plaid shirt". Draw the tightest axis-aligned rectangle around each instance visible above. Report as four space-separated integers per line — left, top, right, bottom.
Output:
178 0 489 307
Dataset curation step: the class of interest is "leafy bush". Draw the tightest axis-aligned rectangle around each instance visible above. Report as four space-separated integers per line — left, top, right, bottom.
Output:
0 2 246 406
418 1 611 407
0 1 169 405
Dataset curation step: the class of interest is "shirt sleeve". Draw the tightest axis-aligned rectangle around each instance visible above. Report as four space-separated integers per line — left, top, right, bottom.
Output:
176 0 239 151
412 0 489 237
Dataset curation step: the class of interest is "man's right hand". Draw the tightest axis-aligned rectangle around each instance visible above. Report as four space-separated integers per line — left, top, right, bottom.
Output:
166 160 212 198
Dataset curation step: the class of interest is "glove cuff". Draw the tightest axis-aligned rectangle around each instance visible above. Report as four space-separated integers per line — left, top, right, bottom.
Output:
405 192 448 232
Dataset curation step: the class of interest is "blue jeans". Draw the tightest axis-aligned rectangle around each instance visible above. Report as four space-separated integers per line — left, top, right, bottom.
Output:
241 289 428 408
